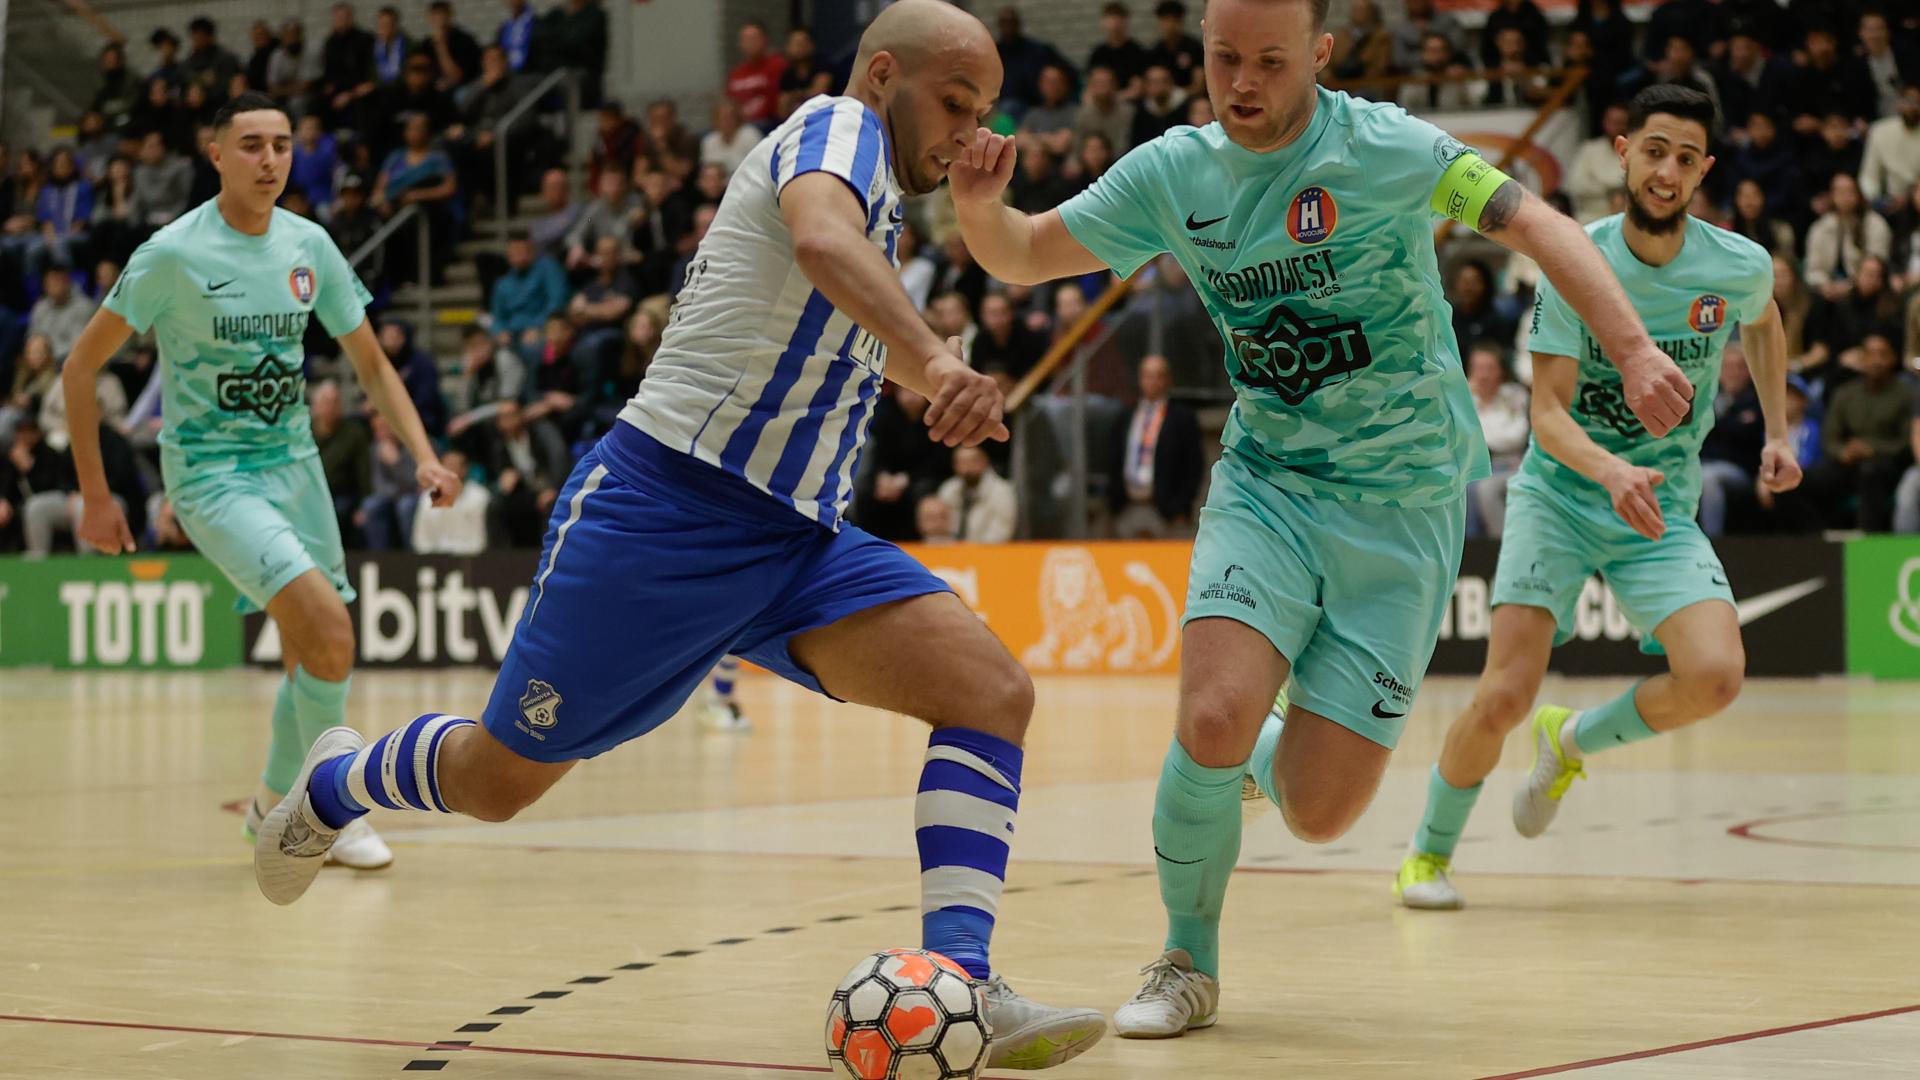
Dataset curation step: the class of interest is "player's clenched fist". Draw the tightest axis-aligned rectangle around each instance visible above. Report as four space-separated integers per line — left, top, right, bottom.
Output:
948 127 1018 207
922 336 1010 448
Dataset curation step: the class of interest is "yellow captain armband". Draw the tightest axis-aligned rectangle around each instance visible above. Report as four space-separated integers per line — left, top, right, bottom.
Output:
1429 150 1517 228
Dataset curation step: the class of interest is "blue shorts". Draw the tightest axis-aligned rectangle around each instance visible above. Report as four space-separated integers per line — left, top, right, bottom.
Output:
481 423 951 762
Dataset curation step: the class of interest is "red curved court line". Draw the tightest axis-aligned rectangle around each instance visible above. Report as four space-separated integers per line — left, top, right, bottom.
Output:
1474 1002 1920 1079
0 1014 828 1074
1727 806 1920 855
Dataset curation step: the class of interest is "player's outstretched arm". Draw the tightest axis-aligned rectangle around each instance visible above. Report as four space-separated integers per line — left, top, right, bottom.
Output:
1476 185 1693 439
780 172 1007 448
63 306 139 554
1738 298 1803 495
949 129 1109 286
1532 351 1666 541
338 318 464 507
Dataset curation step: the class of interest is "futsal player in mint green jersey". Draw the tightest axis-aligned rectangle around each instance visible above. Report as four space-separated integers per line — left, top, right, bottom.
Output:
951 0 1699 1038
61 92 463 871
1395 86 1804 911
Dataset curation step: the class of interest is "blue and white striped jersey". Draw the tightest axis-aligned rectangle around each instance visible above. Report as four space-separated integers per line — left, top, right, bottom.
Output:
619 95 904 529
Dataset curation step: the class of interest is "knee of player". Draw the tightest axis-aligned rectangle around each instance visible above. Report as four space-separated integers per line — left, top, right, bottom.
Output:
1470 680 1535 734
1178 701 1255 768
1279 791 1353 845
1677 657 1744 716
305 619 356 681
979 661 1035 736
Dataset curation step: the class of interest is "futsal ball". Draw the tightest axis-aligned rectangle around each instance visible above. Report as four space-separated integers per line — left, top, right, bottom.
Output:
825 948 989 1080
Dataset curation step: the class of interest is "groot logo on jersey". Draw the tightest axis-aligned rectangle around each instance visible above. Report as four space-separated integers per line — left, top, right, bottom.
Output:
1228 302 1374 406
216 355 304 424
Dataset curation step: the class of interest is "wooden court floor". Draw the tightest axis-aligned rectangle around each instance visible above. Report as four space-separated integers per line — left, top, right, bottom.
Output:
1 668 1916 1079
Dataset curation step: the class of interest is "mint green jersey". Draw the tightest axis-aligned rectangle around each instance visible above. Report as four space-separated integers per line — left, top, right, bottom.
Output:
1056 87 1495 507
103 200 373 478
1523 214 1773 514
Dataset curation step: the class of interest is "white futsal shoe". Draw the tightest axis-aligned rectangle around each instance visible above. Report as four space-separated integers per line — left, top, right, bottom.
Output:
1393 848 1463 910
980 974 1107 1069
253 727 362 905
1113 949 1220 1038
246 789 392 871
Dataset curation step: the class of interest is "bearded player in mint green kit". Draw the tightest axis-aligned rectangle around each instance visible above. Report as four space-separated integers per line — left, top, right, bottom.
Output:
61 92 462 870
1395 86 1803 911
952 0 1698 1038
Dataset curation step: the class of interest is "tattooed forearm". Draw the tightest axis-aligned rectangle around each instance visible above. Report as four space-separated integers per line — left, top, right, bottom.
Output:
1477 179 1525 234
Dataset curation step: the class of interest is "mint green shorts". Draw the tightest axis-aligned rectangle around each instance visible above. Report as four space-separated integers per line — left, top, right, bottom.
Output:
167 454 355 614
1492 471 1731 655
1182 449 1466 749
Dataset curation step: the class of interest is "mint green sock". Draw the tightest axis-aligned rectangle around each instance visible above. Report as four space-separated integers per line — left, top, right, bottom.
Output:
1571 684 1656 756
1153 739 1245 979
1248 707 1283 808
1412 765 1481 858
290 666 352 751
261 675 303 793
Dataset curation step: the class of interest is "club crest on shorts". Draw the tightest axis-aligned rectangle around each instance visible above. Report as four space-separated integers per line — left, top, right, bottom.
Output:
288 266 316 304
519 679 562 729
1287 186 1338 245
1688 293 1727 334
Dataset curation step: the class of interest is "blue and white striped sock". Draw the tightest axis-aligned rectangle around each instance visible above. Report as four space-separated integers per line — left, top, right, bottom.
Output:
308 714 475 829
916 728 1023 981
711 656 739 702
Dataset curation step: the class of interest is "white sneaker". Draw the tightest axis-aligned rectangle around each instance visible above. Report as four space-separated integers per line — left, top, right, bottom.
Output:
1393 848 1463 910
245 795 391 869
1512 705 1586 839
328 817 393 870
702 698 751 733
253 726 361 906
980 974 1106 1069
1113 949 1220 1039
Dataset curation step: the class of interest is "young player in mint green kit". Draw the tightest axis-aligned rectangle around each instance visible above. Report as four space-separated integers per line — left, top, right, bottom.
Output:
60 92 462 870
951 0 1698 1038
1395 86 1804 911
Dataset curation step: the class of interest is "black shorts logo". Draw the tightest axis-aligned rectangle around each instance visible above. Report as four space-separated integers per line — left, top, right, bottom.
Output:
1229 303 1373 406
216 354 304 424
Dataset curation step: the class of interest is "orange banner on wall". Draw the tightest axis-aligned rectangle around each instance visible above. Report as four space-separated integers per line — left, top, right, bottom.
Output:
898 541 1195 676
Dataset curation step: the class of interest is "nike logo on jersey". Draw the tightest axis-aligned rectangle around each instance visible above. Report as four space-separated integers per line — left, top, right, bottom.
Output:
1185 212 1229 231
1371 702 1407 720
1734 578 1825 626
206 278 236 292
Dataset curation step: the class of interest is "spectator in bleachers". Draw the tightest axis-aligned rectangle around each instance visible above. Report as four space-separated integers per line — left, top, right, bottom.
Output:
1484 26 1552 108
149 28 184 88
245 21 281 95
1331 0 1393 87
1107 354 1201 539
311 379 371 540
37 357 126 455
1806 173 1892 299
267 19 321 115
377 320 447 437
1862 83 1920 204
1725 178 1798 256
1400 33 1474 116
373 112 460 283
178 84 219 142
569 235 636 378
1146 1 1205 96
1075 132 1117 187
371 7 410 86
856 386 951 542
424 0 484 92
996 7 1073 115
588 101 642 191
1858 11 1919 120
498 0 536 72
1571 1 1634 120
1620 36 1723 124
446 324 526 452
700 98 762 179
1088 3 1148 98
928 291 978 359
72 113 115 185
915 494 958 544
1482 0 1551 69
1393 0 1466 76
551 0 609 108
1020 65 1080 161
491 234 568 346
289 115 338 215
1448 261 1514 358
1131 64 1189 146
668 204 717 298
1076 66 1136 158
1465 341 1529 539
355 412 418 550
1567 102 1627 222
527 167 579 262
937 445 1017 543
1012 145 1077 215
184 17 242 102
524 312 602 443
327 175 383 282
1715 28 1793 138
565 169 643 273
725 20 786 127
30 150 93 278
28 266 94 364
89 157 143 266
93 44 141 136
1643 0 1727 62
320 3 378 131
411 447 490 553
2 335 58 442
1726 111 1805 222
971 291 1047 383
1895 178 1920 291
693 160 729 206
1699 340 1766 537
778 26 834 120
127 77 188 155
375 55 459 163
445 45 542 203
1805 330 1913 530
484 397 565 546
643 98 699 166
1793 26 1876 134
1808 255 1900 389
0 414 66 552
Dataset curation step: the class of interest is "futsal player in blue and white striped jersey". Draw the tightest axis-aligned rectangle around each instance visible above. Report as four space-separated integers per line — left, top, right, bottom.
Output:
254 2 1105 1069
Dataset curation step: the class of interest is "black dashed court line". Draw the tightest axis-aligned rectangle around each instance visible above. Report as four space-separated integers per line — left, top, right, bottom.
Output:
569 976 610 985
877 904 915 912
711 937 751 946
488 1006 532 1016
661 949 703 957
616 962 654 971
764 926 802 934
526 991 571 1000
454 1023 497 1033
402 1062 448 1071
818 914 859 923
